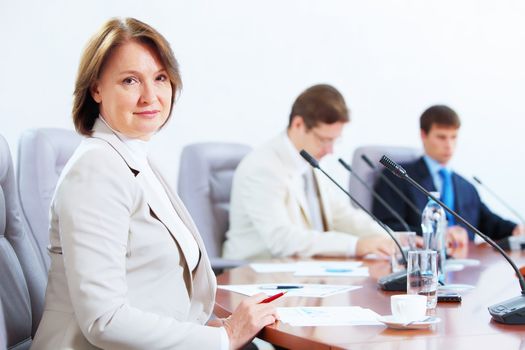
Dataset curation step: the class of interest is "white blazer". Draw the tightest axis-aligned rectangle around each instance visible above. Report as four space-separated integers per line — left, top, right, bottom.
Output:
32 120 222 350
222 133 384 260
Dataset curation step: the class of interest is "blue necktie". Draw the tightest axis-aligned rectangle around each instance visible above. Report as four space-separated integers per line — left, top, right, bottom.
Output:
438 168 456 227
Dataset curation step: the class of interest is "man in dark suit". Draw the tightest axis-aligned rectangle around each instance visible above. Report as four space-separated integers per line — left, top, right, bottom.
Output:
372 105 524 242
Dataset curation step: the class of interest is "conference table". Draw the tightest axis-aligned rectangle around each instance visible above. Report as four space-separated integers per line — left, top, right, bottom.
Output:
215 243 525 349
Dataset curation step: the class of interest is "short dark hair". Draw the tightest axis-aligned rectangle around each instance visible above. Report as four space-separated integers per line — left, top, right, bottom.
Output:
288 84 349 129
73 17 182 136
420 105 461 133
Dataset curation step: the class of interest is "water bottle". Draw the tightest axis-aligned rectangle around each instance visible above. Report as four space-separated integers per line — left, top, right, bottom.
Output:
421 192 447 284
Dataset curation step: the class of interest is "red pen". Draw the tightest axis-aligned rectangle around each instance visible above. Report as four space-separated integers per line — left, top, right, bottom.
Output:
259 291 287 304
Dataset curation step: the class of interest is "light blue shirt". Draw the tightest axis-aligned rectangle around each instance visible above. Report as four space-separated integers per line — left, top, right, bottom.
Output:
422 155 452 194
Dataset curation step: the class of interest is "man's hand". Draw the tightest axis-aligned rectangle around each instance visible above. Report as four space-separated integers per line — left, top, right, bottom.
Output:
446 225 469 259
446 225 468 249
512 225 525 236
356 235 396 258
413 235 424 248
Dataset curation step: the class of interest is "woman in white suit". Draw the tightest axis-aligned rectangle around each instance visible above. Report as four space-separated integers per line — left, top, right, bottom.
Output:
32 17 277 350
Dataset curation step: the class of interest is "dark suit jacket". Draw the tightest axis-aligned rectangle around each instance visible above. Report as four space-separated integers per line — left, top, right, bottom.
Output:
372 157 516 240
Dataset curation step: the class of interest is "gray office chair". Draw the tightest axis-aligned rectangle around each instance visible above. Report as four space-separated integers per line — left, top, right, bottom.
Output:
348 145 421 211
178 142 251 272
0 302 6 350
0 134 46 349
17 128 82 270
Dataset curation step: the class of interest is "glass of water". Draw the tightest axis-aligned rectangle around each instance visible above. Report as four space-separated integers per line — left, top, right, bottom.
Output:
407 250 438 309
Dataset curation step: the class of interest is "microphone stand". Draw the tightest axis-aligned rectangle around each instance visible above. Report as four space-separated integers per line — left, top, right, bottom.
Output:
300 150 409 291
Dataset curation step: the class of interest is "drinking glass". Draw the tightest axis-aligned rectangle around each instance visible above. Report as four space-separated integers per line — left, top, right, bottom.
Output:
407 250 438 309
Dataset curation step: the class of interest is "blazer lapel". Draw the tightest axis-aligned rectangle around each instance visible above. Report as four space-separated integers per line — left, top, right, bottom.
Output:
91 120 142 174
91 120 213 301
133 173 197 274
272 136 314 228
451 172 461 213
149 160 216 310
290 173 313 227
148 160 211 259
415 157 437 192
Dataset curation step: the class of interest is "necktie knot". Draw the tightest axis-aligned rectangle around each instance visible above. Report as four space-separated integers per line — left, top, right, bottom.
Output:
438 167 451 179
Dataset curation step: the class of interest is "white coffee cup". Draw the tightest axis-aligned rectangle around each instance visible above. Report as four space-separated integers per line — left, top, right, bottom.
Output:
391 294 427 322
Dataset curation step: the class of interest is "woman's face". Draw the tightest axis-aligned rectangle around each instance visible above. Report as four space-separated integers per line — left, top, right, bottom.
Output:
91 40 172 140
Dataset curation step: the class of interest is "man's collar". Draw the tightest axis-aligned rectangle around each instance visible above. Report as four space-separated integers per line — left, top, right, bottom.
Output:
423 155 452 174
282 131 310 175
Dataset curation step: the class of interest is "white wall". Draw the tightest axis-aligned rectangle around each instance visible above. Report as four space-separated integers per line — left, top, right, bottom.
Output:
1 0 524 220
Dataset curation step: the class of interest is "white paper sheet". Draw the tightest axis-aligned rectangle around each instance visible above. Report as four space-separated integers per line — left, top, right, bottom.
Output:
293 263 369 277
218 283 361 298
250 261 363 274
293 268 369 277
277 306 383 326
249 263 300 273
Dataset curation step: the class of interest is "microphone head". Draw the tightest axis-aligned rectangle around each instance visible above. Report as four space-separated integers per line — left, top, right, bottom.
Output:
338 158 352 172
361 154 376 169
300 150 319 168
379 155 407 178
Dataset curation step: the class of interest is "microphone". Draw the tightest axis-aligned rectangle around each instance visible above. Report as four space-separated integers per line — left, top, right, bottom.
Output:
473 176 525 225
361 154 421 218
300 150 408 291
380 155 525 325
338 158 411 232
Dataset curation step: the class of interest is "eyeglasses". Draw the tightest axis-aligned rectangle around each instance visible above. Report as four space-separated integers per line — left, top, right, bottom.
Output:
308 128 341 147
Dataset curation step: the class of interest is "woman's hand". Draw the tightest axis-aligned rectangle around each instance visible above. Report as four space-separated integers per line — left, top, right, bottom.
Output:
223 293 278 349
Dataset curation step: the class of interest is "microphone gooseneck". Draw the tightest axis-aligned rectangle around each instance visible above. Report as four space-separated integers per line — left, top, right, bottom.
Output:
380 155 525 293
361 154 421 217
299 150 407 266
338 158 411 232
473 176 525 225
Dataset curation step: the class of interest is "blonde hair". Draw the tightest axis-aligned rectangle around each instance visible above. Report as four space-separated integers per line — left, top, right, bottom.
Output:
72 17 181 135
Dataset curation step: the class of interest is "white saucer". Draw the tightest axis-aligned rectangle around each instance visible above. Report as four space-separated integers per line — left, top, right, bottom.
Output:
438 283 475 292
446 258 480 267
377 315 441 330
445 264 464 272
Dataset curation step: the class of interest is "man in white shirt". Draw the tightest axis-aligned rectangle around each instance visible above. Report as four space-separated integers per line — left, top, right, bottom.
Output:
223 84 395 260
